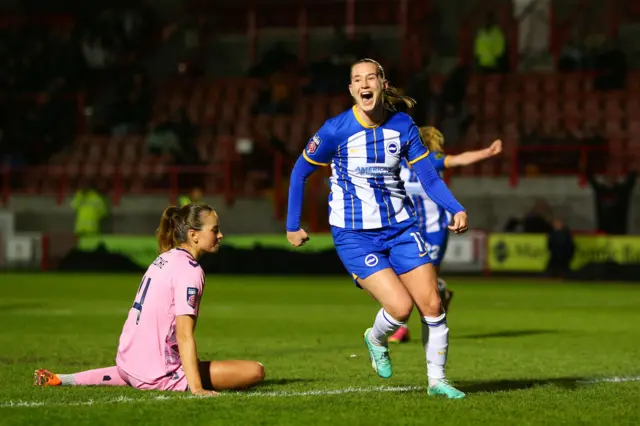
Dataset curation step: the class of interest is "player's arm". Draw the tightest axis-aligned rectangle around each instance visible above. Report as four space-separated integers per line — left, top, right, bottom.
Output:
174 271 216 396
405 124 468 233
286 126 335 247
443 140 502 168
176 315 208 394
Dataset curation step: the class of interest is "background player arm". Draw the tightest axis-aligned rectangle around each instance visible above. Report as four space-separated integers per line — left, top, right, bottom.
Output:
405 124 464 215
286 125 336 232
444 140 502 168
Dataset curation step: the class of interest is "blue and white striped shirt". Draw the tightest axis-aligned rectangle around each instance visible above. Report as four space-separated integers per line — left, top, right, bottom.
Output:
399 153 452 233
302 107 430 230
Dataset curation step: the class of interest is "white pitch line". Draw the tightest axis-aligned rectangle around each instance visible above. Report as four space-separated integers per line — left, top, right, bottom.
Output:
577 376 640 384
2 377 639 409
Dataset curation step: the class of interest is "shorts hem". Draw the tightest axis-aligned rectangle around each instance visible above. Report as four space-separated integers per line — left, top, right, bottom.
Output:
394 257 432 276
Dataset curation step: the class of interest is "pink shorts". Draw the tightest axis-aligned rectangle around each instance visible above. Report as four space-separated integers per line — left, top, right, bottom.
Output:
117 366 189 392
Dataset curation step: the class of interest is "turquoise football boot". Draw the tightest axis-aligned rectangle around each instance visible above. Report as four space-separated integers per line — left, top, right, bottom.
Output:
427 379 466 399
363 328 392 379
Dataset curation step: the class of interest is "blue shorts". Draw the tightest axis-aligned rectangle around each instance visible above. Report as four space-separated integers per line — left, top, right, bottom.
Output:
423 229 449 267
331 220 432 283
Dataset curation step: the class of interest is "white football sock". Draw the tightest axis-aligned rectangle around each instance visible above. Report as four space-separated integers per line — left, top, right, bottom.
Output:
58 374 75 386
421 313 448 383
369 308 406 346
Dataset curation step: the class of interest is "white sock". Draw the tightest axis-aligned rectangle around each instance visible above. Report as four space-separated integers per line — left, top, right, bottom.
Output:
369 309 406 346
421 313 449 384
58 374 75 386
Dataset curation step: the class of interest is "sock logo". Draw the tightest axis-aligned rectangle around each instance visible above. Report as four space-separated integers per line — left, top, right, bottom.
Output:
103 375 111 381
364 254 379 267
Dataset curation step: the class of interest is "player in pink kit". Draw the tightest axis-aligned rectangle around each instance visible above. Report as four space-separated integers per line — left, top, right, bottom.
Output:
34 204 265 396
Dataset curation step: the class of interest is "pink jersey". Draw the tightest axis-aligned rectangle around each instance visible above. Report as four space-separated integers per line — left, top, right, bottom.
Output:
116 248 205 384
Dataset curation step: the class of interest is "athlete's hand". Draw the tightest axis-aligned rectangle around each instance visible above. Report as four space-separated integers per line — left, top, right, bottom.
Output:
287 229 310 247
448 211 468 234
487 139 502 157
191 388 220 397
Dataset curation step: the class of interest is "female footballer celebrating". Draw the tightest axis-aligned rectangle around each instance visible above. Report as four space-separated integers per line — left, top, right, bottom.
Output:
286 58 468 398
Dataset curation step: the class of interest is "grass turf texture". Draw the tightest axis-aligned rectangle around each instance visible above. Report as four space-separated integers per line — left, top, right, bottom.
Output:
1 273 639 425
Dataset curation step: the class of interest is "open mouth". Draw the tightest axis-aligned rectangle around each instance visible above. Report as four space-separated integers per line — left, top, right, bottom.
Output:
361 91 373 101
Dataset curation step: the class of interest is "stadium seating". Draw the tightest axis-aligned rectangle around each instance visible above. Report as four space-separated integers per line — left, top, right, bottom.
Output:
4 70 639 202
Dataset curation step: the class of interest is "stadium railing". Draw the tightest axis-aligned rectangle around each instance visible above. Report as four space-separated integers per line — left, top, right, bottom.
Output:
1 163 235 207
509 145 610 187
0 145 620 230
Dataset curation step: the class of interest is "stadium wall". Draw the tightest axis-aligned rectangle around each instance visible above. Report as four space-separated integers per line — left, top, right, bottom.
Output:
49 231 640 282
5 178 640 235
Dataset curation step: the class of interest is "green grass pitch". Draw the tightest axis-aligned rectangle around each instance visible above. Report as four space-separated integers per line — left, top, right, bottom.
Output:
1 273 639 425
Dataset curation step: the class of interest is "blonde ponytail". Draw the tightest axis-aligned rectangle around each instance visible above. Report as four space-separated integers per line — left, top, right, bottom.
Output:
419 126 445 153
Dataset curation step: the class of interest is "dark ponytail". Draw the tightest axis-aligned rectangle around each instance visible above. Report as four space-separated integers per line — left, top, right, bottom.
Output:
156 204 214 253
351 58 417 112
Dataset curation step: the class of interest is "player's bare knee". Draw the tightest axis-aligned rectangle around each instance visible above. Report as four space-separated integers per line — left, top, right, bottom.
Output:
386 299 413 322
425 297 443 317
416 294 442 318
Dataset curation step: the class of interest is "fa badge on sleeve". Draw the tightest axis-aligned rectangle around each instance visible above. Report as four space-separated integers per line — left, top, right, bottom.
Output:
187 287 198 309
307 133 322 154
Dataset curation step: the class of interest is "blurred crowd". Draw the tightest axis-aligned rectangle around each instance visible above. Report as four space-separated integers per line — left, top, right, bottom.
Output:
0 3 632 193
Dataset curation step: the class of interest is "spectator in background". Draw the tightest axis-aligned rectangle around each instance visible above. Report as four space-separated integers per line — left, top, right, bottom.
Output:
71 181 108 237
179 186 204 207
593 38 627 91
588 172 637 235
474 12 506 73
546 218 575 278
505 199 554 233
146 110 181 159
436 65 472 143
523 199 554 233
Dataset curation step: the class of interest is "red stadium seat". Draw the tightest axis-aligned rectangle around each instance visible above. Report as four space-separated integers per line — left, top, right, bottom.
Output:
583 97 602 123
521 75 540 97
466 76 481 100
562 97 582 121
482 101 500 121
501 94 521 121
603 93 625 120
522 101 540 125
604 120 625 139
484 75 502 97
541 74 560 96
562 74 582 95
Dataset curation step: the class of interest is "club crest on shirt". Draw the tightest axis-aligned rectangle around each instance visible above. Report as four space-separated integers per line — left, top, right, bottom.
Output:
434 152 445 159
307 133 322 154
187 287 198 309
385 141 400 156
